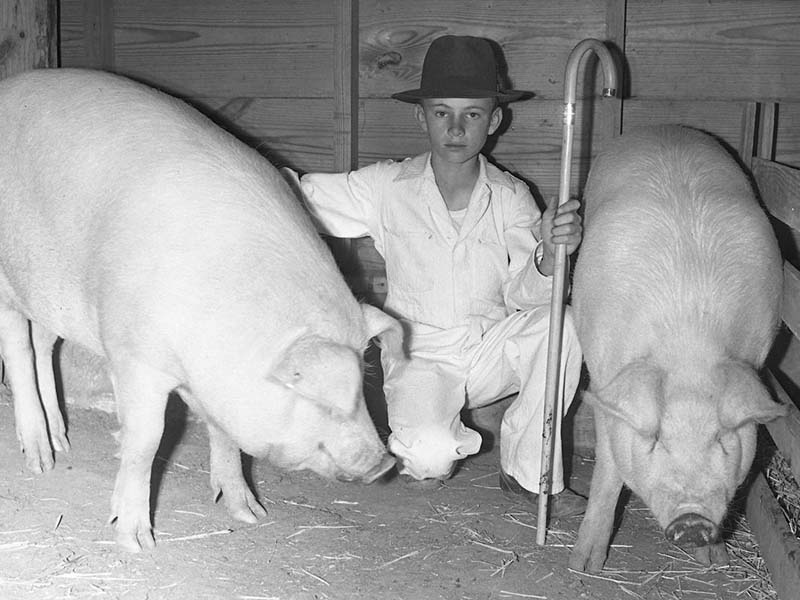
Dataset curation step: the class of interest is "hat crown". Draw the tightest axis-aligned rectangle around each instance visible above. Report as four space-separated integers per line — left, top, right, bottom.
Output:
419 36 499 95
391 35 529 103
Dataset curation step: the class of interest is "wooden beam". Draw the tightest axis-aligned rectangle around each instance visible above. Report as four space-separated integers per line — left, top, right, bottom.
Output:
746 472 800 600
0 0 58 79
782 262 800 341
766 372 800 486
333 0 357 171
603 0 626 138
753 158 800 233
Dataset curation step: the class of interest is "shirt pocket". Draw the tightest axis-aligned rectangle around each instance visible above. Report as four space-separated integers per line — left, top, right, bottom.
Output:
470 235 507 300
384 227 440 293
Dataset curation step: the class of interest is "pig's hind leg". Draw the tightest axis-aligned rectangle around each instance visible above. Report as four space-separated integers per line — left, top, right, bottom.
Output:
207 422 267 523
107 357 173 552
30 323 70 453
0 308 56 473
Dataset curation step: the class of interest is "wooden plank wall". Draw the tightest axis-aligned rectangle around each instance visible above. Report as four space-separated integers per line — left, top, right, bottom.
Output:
61 0 350 172
58 0 800 186
622 0 800 167
57 0 800 296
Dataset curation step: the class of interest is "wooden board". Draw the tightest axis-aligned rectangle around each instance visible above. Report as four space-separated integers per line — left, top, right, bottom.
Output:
626 0 800 101
746 472 800 600
193 97 337 172
358 0 610 101
621 99 748 150
766 373 800 486
111 0 336 98
754 159 800 233
0 0 57 78
780 262 800 341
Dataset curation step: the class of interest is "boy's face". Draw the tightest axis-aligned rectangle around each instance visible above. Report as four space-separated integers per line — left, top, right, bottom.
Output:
414 98 502 166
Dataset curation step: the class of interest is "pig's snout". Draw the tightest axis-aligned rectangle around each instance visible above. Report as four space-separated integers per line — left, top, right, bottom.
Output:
335 452 396 484
665 513 719 548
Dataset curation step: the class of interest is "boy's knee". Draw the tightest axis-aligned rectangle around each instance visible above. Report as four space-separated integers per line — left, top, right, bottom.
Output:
388 424 482 480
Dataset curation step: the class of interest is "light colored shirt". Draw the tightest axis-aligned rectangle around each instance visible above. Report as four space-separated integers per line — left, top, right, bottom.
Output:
299 152 551 341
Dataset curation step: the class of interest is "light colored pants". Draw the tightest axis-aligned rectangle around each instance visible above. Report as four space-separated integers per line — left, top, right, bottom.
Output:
383 306 582 493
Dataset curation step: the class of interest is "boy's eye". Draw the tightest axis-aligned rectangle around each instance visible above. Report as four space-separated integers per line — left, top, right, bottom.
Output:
468 112 482 119
434 111 448 118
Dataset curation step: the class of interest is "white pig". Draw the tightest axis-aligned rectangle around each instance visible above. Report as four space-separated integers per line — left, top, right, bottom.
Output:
0 68 403 552
569 125 786 573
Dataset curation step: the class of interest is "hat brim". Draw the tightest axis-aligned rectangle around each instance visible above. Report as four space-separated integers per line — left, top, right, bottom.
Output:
391 87 532 104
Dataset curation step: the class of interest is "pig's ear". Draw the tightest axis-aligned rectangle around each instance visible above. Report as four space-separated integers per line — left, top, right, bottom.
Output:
716 361 787 430
361 304 407 365
587 362 662 437
268 335 360 415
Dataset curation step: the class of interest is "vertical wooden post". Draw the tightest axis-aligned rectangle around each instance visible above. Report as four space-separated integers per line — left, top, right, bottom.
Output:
0 0 58 79
334 0 358 171
332 0 359 272
603 0 626 138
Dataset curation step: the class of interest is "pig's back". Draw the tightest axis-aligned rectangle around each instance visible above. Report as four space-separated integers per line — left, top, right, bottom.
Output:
0 68 359 354
573 125 782 385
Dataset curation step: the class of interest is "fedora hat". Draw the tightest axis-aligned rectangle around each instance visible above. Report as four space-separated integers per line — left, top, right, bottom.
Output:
391 35 531 104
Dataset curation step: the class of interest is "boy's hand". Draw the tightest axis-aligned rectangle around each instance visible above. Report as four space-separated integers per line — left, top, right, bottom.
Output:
537 196 583 277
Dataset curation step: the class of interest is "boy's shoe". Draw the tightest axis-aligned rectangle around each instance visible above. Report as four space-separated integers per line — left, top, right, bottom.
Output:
498 470 587 518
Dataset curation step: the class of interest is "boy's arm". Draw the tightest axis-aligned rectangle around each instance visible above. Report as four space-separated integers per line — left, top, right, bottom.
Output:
281 166 378 239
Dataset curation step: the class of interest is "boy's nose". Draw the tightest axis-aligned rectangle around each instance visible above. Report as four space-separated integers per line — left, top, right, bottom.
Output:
448 123 465 136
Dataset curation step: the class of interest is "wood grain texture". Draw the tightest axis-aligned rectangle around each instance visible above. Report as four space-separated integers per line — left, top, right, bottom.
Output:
766 373 800 487
780 262 800 342
622 99 750 153
194 97 337 171
112 0 336 98
626 0 800 101
754 159 800 233
358 0 609 101
0 0 57 78
746 472 800 600
333 0 357 171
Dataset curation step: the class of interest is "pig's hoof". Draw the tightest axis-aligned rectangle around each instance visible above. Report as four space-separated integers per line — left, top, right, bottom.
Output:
114 527 156 553
51 432 71 454
110 515 156 552
22 443 55 474
215 488 267 524
568 549 606 574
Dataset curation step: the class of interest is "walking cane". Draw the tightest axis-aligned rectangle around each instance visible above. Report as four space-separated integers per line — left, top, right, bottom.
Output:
536 39 618 546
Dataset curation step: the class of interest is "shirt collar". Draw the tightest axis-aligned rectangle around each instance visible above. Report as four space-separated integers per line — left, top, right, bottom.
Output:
393 152 516 192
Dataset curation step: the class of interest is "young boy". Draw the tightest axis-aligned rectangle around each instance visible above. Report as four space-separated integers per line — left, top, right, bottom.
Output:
293 35 585 516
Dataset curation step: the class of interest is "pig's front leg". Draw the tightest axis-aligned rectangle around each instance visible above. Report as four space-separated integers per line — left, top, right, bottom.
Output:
108 359 172 552
0 308 56 473
569 422 624 573
207 422 267 523
31 323 70 453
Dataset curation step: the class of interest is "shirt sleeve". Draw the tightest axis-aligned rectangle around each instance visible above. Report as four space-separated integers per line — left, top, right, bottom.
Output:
502 184 554 310
297 163 384 239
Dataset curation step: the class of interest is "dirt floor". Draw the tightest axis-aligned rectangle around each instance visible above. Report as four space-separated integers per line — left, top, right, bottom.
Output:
0 376 779 600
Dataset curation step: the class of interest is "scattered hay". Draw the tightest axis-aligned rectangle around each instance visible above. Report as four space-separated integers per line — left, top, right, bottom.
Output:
764 450 800 538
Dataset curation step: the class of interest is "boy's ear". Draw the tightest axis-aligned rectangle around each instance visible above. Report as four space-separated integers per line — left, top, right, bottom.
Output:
414 103 428 133
488 105 503 135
